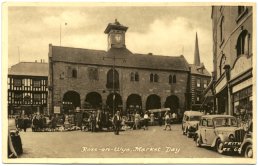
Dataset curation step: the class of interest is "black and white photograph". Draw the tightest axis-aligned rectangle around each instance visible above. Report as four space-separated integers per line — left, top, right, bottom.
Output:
2 2 256 164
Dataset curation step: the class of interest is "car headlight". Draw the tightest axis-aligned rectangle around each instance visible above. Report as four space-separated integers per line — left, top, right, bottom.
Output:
229 134 235 141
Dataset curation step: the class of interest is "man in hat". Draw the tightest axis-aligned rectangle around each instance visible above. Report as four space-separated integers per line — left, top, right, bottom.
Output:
113 111 122 135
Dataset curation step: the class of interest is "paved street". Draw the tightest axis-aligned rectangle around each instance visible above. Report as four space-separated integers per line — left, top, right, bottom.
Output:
19 124 242 158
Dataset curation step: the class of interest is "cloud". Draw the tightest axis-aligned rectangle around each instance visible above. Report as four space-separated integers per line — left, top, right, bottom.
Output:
126 17 213 72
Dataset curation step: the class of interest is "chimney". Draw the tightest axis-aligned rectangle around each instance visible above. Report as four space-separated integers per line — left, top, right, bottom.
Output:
35 60 37 63
148 53 153 55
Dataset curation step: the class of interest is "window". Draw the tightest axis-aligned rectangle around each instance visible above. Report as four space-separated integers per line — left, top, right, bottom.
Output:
33 80 41 88
237 30 249 57
33 93 41 102
197 96 200 102
203 80 208 88
72 69 77 78
202 119 207 126
169 75 172 84
14 93 22 101
88 67 99 80
219 16 224 43
135 72 139 82
106 69 119 89
196 78 201 87
13 79 22 87
24 95 31 102
150 73 154 82
130 72 134 81
154 74 159 82
207 119 213 127
173 75 176 83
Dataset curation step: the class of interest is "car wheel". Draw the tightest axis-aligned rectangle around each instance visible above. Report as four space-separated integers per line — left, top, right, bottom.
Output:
245 144 253 158
186 129 191 138
182 127 185 135
216 139 224 154
196 136 202 147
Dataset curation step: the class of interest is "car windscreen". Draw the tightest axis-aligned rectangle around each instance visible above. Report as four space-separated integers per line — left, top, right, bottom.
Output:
213 117 238 127
189 116 201 121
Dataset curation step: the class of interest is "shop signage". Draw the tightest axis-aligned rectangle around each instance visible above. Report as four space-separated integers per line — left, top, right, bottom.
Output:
231 56 252 80
215 76 227 93
54 106 61 114
232 78 252 93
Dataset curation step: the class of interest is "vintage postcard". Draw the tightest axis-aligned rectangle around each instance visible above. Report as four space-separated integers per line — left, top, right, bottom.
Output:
2 2 256 164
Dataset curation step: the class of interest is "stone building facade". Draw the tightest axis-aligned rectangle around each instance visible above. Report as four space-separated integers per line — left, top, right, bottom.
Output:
211 6 253 116
48 20 191 116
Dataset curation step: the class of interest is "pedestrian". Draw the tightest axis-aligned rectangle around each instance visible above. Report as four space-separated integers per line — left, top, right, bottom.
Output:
172 112 177 124
158 112 163 126
150 112 154 126
143 111 149 130
134 112 141 130
112 111 122 135
164 111 171 131
23 115 28 132
51 115 57 132
89 112 97 132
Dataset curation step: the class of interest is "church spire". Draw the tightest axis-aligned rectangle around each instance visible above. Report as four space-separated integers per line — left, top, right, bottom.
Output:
194 32 201 66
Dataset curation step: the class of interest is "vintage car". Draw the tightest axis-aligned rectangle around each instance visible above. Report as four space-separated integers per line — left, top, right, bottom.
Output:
238 121 253 158
195 115 241 154
182 111 203 137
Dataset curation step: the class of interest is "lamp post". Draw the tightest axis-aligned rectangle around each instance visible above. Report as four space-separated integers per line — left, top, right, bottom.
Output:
223 64 232 115
103 56 126 116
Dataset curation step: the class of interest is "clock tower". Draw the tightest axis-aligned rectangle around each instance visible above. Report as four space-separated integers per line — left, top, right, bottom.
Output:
104 19 128 50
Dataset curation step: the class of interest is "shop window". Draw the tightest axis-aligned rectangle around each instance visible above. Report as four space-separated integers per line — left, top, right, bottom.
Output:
13 79 22 87
135 72 139 82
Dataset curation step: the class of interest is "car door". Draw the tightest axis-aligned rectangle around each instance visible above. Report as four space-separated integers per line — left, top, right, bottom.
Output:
199 118 207 144
204 118 216 145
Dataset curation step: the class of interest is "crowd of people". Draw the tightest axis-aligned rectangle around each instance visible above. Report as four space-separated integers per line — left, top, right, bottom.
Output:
10 109 179 135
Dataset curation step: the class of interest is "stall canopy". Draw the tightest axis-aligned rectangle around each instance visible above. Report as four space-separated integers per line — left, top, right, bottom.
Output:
148 108 170 113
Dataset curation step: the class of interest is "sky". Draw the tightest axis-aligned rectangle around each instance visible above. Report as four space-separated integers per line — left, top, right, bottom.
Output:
8 5 213 72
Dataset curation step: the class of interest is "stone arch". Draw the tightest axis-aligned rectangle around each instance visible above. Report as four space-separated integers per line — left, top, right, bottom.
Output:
106 93 122 115
164 95 179 113
146 94 161 110
126 94 142 114
62 91 81 113
84 92 102 109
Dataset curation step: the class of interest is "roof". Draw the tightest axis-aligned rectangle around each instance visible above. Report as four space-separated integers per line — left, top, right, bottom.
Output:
8 62 48 77
104 20 128 34
201 115 235 119
184 111 203 116
189 64 211 76
51 46 190 72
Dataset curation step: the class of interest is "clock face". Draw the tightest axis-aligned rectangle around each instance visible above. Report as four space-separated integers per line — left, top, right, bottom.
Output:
115 34 122 43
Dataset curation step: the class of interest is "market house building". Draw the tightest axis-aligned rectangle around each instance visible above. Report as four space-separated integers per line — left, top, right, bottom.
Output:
48 20 191 116
8 61 48 115
211 6 253 116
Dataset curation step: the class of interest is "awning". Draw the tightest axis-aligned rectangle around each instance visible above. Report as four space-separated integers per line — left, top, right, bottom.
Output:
148 108 170 113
